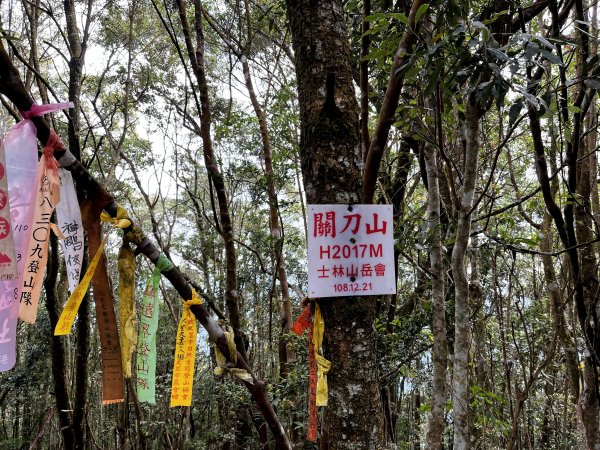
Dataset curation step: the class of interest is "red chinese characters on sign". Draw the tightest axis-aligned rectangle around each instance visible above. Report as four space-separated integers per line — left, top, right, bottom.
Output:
307 205 396 298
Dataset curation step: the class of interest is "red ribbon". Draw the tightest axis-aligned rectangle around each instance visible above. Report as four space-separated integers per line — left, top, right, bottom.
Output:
291 302 318 442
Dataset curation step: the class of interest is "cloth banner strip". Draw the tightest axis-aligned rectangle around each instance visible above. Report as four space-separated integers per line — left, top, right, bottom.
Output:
54 238 106 335
0 120 40 371
170 290 202 407
15 101 74 323
18 132 62 324
83 200 124 404
313 304 331 407
56 169 84 294
291 303 317 442
290 302 331 442
307 307 318 442
136 254 174 403
118 244 136 379
0 137 18 281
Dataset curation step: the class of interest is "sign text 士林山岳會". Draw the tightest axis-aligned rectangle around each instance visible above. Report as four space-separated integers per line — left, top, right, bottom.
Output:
307 204 396 298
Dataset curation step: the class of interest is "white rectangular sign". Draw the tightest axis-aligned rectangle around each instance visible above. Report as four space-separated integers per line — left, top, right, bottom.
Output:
307 204 396 298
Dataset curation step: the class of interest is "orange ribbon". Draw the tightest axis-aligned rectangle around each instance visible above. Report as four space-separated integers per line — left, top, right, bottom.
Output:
18 130 62 323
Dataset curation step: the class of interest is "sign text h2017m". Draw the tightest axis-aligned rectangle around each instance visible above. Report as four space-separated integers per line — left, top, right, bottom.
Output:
307 204 396 298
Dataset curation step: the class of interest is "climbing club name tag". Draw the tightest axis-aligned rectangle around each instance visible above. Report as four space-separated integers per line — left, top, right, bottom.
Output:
307 204 396 298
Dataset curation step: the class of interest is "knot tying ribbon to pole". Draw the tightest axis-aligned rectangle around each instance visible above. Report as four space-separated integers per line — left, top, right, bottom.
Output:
100 205 132 229
156 253 174 272
136 253 175 403
290 300 331 442
43 129 65 156
170 289 203 407
213 327 254 384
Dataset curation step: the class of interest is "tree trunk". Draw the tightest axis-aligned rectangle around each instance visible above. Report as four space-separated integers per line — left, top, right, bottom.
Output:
285 0 386 447
44 233 75 449
424 139 447 450
451 93 480 450
239 55 295 378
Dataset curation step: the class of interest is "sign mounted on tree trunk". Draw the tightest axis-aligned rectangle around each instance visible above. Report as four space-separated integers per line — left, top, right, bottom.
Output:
307 204 396 298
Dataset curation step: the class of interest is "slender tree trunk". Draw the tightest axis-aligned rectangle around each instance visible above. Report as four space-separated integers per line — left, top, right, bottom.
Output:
44 234 75 449
424 140 447 450
175 0 247 360
239 55 295 377
285 0 386 447
63 2 92 446
451 93 480 450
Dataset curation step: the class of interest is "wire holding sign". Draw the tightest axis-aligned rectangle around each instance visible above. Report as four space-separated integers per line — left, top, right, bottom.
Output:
307 204 396 298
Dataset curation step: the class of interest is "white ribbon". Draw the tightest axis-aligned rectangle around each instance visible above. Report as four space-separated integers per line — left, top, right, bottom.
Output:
56 169 84 293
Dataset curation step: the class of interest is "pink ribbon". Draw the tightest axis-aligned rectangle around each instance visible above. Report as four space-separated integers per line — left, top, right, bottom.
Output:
20 102 74 120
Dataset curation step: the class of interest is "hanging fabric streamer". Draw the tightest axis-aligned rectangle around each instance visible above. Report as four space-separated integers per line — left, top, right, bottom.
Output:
291 301 330 442
118 243 136 379
12 102 73 326
56 168 84 293
0 120 39 371
18 129 64 323
54 237 106 335
136 254 173 403
313 304 331 407
83 200 125 404
0 138 18 282
170 290 202 407
0 137 19 372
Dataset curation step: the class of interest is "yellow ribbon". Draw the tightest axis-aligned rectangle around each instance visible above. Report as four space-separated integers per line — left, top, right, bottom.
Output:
55 238 107 335
100 205 132 229
118 243 136 378
313 304 331 406
170 290 202 407
213 328 254 384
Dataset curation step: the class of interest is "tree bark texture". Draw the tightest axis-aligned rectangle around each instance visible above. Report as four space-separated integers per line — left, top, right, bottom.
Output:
285 1 386 448
451 94 480 450
424 140 447 450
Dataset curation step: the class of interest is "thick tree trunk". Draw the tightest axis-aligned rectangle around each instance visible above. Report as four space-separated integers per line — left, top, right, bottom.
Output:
285 0 386 447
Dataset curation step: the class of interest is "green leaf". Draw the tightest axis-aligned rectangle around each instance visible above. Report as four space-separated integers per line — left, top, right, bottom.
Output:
390 12 409 24
488 47 509 61
535 35 555 50
415 4 429 24
540 49 562 65
508 99 523 128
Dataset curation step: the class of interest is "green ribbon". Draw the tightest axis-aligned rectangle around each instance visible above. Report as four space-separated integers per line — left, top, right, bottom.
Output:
136 255 174 403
